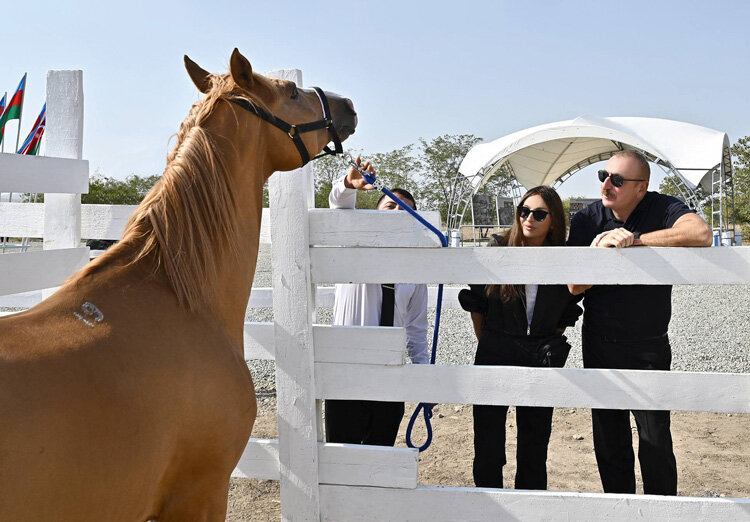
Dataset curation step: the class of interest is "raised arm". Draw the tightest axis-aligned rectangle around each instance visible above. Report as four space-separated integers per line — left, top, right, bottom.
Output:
328 175 358 209
328 156 375 209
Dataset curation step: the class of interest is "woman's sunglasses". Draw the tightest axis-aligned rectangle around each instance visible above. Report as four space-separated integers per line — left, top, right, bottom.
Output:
517 205 550 222
598 169 647 187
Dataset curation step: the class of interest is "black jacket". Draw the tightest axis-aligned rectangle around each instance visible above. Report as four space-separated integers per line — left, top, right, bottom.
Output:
459 284 583 368
459 284 583 339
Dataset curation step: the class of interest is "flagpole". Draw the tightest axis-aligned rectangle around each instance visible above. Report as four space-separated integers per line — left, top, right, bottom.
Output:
1 90 6 250
1 91 6 153
14 73 27 153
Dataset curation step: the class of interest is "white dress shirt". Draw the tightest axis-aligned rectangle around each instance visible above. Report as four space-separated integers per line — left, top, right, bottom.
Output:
329 176 430 364
524 284 538 330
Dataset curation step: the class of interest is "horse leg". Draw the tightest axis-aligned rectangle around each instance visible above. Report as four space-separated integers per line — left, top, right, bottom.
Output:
156 474 231 522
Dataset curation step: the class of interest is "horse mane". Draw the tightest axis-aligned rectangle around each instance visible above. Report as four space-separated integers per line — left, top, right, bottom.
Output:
73 73 275 311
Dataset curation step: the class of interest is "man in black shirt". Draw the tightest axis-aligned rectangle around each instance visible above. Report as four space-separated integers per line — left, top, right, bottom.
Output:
567 150 712 495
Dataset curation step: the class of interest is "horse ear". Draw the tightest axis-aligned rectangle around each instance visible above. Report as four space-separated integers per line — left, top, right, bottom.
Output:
229 48 254 92
184 55 212 93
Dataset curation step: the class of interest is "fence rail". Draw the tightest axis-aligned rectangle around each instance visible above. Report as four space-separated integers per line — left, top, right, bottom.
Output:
315 363 750 413
0 248 89 295
319 485 750 522
311 243 750 285
0 153 89 193
233 439 419 489
0 203 137 239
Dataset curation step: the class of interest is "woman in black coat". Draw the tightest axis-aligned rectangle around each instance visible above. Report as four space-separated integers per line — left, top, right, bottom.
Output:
459 185 583 490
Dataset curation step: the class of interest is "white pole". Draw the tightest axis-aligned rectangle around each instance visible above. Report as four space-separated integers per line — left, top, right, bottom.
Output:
42 70 84 299
14 73 27 154
266 67 321 521
1 90 6 153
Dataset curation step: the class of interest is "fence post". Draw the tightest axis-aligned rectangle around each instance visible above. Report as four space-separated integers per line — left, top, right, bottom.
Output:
43 70 84 298
267 68 320 521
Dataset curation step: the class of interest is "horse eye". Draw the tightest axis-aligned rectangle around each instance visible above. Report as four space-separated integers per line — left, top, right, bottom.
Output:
290 87 299 100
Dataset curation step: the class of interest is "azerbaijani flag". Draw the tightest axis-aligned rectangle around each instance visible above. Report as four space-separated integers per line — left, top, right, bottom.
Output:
0 74 27 145
18 102 46 155
0 93 6 143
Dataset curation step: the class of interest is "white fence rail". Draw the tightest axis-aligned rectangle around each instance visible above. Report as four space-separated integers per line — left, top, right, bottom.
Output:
311 244 750 285
0 248 89 295
315 363 750 413
0 154 88 193
319 486 750 522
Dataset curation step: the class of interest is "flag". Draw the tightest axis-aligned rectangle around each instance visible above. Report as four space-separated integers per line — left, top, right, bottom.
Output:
18 102 46 155
0 93 6 142
0 74 27 145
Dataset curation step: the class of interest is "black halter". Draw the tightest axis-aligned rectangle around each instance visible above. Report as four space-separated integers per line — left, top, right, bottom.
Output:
227 86 343 167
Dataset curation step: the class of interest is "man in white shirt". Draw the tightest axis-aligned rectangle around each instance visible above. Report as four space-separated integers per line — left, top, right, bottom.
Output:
325 157 430 446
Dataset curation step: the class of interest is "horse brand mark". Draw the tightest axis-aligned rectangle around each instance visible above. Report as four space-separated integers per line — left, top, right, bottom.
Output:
73 301 104 328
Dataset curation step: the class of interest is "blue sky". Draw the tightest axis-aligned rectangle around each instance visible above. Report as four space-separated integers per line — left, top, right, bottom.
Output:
2 0 749 198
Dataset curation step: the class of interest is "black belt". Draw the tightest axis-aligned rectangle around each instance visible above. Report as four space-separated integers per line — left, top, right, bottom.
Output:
583 325 668 344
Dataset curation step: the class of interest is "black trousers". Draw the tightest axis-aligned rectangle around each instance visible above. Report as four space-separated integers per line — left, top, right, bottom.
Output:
325 399 405 446
582 328 678 495
472 331 566 490
473 403 553 489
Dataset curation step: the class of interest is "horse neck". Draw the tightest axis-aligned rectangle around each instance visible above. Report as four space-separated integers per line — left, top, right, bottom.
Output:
211 148 268 337
194 119 270 340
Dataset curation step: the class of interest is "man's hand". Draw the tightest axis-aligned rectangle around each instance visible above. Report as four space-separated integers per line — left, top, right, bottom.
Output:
590 227 641 248
568 284 592 295
344 156 376 190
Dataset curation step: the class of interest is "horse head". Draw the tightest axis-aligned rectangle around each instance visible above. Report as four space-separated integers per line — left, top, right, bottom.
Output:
184 48 357 173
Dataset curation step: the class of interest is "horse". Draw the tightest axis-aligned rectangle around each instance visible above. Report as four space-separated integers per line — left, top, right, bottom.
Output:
0 48 356 521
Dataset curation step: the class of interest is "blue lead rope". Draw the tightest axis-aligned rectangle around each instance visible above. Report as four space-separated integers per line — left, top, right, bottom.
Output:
347 157 448 452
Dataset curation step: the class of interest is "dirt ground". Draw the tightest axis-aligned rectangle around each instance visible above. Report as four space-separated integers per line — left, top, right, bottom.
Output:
226 403 750 521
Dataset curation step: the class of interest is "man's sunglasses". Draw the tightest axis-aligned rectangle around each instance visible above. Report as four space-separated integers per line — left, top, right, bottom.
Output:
598 169 647 187
517 205 550 222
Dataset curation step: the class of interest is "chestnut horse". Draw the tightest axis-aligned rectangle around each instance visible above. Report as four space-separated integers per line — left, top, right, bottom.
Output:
0 49 356 521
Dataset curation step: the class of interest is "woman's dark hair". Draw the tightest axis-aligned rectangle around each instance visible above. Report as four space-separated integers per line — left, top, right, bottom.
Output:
486 185 566 302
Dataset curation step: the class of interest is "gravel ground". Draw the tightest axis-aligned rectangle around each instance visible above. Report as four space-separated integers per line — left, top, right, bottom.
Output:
245 245 750 398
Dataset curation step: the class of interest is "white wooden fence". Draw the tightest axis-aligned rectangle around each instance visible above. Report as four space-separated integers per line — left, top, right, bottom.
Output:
3 70 750 521
255 171 750 521
0 71 89 300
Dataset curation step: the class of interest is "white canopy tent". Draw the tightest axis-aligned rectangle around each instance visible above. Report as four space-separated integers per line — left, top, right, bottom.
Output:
450 116 734 232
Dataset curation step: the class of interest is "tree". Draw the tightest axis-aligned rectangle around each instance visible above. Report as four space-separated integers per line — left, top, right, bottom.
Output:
23 173 161 204
476 164 517 201
311 147 421 210
731 136 750 230
418 134 483 222
312 154 350 208
356 145 422 210
83 173 161 204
